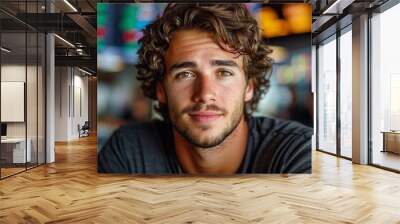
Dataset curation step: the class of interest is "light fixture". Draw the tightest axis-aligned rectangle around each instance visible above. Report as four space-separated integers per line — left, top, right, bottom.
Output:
76 48 84 55
78 67 93 76
322 0 355 15
63 0 78 12
1 47 11 53
54 34 75 48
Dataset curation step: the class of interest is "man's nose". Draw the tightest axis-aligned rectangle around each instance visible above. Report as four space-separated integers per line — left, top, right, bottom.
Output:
191 74 216 103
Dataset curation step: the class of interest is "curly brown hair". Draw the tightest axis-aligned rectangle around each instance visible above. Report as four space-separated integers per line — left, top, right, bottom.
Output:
136 3 273 120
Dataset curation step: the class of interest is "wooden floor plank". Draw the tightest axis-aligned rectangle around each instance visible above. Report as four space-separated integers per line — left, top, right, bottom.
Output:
0 134 400 223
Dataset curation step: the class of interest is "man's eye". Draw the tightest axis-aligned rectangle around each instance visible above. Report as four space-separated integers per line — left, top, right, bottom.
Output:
176 71 195 79
218 70 234 77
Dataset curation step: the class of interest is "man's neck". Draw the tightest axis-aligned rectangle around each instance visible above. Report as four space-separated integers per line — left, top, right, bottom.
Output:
174 117 249 174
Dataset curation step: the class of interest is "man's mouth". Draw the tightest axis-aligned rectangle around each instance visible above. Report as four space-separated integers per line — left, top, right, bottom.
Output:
188 111 223 123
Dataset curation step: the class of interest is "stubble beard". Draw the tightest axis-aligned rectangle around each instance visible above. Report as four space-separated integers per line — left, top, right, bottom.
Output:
170 101 245 149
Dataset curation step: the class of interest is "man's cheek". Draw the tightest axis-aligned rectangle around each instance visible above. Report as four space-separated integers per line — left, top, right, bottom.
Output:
168 95 185 115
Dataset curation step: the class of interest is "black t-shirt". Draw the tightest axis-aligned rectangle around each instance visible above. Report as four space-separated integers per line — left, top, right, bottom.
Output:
98 116 313 174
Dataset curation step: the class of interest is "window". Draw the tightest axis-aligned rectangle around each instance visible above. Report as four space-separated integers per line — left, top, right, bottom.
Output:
317 36 337 154
371 2 400 171
339 27 352 158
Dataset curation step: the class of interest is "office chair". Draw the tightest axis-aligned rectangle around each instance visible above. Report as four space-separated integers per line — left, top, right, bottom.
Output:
78 121 90 138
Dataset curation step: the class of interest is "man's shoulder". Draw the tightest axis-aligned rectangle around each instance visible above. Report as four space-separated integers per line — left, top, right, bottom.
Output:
103 119 171 150
249 116 313 138
247 116 312 173
98 119 174 174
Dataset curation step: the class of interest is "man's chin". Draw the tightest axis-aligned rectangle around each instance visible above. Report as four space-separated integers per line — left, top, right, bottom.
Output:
184 135 225 149
175 126 226 149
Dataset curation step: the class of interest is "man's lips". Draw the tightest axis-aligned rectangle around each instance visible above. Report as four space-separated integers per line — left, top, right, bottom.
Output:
188 111 223 122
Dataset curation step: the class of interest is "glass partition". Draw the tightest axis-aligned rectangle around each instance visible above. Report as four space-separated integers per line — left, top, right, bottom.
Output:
27 30 38 169
26 0 43 169
0 1 46 179
38 32 45 165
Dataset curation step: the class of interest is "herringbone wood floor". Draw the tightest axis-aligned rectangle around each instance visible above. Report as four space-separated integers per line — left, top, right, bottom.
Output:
1 134 400 224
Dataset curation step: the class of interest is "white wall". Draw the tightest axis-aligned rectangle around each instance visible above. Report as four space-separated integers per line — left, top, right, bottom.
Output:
55 67 89 141
1 65 35 138
55 66 69 141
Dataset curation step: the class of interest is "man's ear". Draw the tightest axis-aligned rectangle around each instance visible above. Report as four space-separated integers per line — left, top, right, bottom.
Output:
156 82 166 104
244 79 254 102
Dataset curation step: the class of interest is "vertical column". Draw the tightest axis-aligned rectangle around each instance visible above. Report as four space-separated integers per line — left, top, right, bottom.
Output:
352 14 369 164
46 1 55 163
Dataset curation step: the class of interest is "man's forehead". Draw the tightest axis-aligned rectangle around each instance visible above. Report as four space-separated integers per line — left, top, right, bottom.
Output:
168 30 221 51
165 29 243 66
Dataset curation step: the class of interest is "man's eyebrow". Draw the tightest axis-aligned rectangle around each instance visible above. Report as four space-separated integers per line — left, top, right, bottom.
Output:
169 61 197 72
168 60 240 72
210 60 240 68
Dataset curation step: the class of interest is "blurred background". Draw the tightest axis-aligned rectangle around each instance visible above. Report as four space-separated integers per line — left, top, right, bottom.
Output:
97 3 312 149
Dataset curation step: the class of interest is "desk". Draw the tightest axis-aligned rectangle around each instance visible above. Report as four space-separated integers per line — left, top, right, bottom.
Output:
1 138 31 163
382 131 400 154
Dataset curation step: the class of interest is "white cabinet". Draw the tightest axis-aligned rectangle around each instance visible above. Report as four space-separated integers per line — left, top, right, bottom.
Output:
1 138 32 163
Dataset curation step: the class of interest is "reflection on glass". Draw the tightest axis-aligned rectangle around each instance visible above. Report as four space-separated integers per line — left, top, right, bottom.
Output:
318 37 337 154
371 3 400 171
340 29 352 158
1 31 27 177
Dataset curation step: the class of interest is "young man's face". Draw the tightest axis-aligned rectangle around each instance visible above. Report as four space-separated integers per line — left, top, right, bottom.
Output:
157 29 254 148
